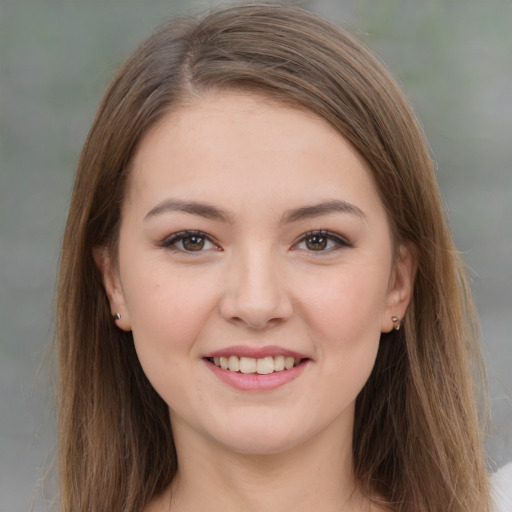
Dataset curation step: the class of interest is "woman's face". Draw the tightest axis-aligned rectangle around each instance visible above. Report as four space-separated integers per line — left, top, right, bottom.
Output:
98 92 414 456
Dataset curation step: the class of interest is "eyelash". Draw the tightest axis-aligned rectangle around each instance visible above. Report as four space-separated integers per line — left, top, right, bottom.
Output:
159 230 220 253
158 229 352 254
293 230 352 252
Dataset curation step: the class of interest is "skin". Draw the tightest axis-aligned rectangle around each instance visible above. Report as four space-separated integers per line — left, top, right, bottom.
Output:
96 91 415 511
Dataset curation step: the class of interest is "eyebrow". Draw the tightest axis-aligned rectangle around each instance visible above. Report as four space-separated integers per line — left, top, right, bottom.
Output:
144 198 365 224
280 199 366 224
144 199 234 223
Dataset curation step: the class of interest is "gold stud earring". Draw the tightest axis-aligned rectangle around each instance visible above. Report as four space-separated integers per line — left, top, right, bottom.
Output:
392 316 401 331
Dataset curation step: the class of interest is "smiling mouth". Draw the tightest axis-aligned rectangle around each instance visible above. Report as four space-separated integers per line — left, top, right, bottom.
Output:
206 355 304 375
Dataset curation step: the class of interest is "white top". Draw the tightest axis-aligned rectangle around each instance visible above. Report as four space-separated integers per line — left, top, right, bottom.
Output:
492 463 512 512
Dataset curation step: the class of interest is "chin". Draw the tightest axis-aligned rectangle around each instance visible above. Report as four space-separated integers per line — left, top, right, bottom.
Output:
202 411 326 456
217 429 304 456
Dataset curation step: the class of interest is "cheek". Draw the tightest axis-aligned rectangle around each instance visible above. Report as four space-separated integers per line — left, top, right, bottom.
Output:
295 262 389 384
122 268 222 411
120 259 221 369
283 265 387 430
305 269 387 402
297 263 390 344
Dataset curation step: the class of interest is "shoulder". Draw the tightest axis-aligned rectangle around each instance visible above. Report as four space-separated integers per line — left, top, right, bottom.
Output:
492 463 512 512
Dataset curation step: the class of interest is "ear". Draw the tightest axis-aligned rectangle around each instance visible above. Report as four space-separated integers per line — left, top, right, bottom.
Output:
381 243 416 333
93 247 132 331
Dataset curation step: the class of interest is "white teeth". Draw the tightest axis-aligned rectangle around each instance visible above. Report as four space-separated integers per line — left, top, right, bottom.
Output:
274 355 285 371
239 356 257 374
228 355 240 372
211 355 302 374
256 356 274 375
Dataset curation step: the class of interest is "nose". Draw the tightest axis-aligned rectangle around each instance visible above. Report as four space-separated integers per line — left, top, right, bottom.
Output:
219 245 293 330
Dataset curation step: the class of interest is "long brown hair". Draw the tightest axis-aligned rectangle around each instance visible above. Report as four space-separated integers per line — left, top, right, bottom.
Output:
56 3 489 511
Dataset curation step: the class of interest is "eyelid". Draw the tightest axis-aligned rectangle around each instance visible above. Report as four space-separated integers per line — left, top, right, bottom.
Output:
156 229 351 253
291 230 352 251
158 230 221 252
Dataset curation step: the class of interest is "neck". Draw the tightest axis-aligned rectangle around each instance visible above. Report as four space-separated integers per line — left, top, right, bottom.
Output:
152 415 368 512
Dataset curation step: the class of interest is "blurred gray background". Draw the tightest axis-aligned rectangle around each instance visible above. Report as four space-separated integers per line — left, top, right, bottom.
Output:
1 0 511 510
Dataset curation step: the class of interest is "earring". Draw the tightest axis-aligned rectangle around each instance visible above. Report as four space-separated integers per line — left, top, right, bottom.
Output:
114 313 122 321
391 316 401 331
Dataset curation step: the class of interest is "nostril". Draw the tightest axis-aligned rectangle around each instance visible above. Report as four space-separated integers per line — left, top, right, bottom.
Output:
226 314 285 330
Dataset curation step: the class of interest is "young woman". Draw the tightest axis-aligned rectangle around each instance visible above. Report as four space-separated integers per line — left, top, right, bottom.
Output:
56 3 507 511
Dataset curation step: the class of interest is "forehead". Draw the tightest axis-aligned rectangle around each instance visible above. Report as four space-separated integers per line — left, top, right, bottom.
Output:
125 91 382 220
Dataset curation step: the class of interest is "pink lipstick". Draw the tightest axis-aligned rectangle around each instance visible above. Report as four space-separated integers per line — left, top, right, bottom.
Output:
203 345 310 391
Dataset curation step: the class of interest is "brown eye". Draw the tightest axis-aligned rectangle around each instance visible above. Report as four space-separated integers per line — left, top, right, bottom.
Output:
160 231 218 253
292 230 352 253
305 234 328 251
181 235 206 251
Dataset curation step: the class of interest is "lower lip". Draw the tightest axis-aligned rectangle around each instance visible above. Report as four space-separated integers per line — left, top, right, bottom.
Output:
204 359 309 391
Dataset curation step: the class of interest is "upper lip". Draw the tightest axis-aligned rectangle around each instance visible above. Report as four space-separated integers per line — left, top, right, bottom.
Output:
203 345 309 360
